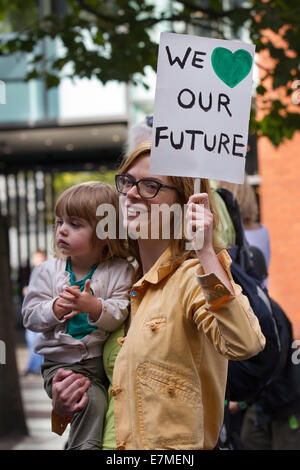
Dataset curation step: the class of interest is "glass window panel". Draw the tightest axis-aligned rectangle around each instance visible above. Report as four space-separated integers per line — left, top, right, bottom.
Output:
0 80 45 123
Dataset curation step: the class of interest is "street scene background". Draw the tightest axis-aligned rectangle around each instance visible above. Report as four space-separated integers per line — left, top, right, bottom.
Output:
0 0 299 451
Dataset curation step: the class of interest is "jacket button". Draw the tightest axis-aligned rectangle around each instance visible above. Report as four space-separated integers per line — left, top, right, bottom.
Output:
167 387 175 396
110 387 122 396
149 322 157 331
215 283 224 292
117 336 126 346
117 443 126 450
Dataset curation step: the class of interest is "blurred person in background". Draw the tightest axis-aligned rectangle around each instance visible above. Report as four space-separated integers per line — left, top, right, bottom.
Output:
218 177 270 288
22 250 47 375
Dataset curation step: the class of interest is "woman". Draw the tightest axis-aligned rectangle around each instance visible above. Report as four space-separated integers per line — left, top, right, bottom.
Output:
52 142 265 450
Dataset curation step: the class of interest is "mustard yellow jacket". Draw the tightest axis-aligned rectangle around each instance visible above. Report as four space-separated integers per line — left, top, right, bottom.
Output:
112 249 265 450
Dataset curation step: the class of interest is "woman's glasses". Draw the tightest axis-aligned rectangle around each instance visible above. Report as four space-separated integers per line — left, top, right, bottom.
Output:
115 174 178 199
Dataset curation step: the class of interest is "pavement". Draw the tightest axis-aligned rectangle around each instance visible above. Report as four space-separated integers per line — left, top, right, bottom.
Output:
0 342 69 451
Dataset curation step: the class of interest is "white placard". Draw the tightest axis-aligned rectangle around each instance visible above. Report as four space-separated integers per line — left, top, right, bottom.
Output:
150 32 255 184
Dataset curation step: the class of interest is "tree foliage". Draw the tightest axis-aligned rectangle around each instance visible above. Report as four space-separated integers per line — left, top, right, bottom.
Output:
53 170 116 200
0 0 299 145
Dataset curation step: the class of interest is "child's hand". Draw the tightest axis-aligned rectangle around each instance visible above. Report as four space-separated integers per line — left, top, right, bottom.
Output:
53 287 80 320
58 280 102 322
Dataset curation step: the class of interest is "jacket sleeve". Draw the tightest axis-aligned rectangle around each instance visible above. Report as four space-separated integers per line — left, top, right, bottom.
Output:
179 250 266 361
88 261 134 333
22 263 65 332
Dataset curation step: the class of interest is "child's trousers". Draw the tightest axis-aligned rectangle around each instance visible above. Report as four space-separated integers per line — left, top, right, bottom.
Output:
41 356 108 450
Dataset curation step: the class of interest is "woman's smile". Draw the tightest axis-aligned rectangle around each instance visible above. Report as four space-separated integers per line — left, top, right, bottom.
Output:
125 203 149 218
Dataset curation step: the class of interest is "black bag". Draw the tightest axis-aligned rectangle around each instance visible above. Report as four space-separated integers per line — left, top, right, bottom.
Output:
256 298 300 422
226 257 281 401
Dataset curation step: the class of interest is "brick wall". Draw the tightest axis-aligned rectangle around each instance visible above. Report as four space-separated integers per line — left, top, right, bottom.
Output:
258 133 300 338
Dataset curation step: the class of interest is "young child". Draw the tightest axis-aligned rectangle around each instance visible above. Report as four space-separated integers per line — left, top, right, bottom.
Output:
22 181 133 450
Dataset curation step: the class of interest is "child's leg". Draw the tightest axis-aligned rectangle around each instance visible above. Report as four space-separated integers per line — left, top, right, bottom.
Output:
67 376 107 450
41 357 108 450
63 357 108 450
41 359 67 399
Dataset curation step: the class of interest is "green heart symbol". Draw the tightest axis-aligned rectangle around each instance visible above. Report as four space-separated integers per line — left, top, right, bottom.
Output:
211 47 253 88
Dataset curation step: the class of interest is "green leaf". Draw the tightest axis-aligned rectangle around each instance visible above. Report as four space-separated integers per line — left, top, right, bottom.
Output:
45 73 60 89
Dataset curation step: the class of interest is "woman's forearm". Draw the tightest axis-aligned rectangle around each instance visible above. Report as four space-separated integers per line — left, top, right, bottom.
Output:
196 247 234 295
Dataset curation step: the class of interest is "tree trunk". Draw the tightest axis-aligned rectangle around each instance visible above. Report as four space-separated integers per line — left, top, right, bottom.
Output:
0 215 28 438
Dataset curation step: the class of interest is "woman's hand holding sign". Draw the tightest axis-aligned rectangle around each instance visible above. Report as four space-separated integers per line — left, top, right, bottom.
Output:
186 192 212 255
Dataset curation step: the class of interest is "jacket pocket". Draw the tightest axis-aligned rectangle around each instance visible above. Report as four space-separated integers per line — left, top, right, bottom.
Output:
136 361 203 449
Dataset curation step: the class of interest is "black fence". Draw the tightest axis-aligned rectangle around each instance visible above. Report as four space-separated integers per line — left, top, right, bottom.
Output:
0 170 55 274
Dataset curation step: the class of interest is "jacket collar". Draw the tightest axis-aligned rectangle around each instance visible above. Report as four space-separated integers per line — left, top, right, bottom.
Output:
133 246 179 288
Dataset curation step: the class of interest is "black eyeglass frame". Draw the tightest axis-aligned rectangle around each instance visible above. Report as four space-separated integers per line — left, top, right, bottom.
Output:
115 174 179 199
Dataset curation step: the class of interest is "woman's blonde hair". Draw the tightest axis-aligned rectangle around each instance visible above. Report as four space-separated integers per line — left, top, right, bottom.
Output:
118 141 225 277
54 181 128 261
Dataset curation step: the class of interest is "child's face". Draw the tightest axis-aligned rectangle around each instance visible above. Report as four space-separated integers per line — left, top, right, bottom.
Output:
55 214 94 258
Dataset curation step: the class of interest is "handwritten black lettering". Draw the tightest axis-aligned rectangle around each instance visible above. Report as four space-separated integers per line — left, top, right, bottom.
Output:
232 134 245 157
165 46 192 69
154 126 245 160
170 130 184 149
204 133 216 152
177 88 195 109
199 92 212 112
218 93 232 117
191 51 206 69
155 126 169 147
218 133 230 154
185 130 204 150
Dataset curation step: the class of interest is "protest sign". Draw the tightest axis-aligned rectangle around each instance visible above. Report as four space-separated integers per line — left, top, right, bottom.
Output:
150 32 255 184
